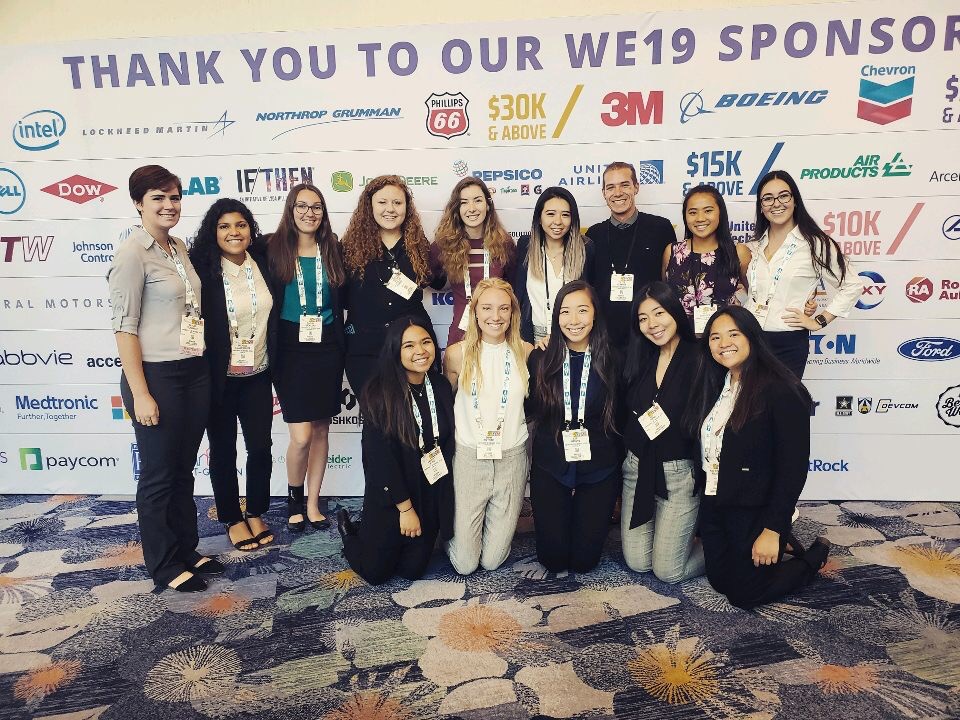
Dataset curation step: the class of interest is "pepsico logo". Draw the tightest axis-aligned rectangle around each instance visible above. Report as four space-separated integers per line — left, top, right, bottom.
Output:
425 92 469 139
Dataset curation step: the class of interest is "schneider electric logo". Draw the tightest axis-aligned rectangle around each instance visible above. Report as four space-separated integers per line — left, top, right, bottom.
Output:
19 447 118 471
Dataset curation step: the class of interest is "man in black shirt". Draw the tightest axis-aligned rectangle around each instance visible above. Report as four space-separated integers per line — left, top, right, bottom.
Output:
586 162 675 348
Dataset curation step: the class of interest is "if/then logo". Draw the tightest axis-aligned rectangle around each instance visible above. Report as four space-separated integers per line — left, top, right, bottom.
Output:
19 447 42 470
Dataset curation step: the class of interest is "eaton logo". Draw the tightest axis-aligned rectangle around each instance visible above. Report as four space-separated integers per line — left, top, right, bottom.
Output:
13 110 67 151
809 334 856 355
897 337 960 362
858 64 915 125
181 176 220 196
0 168 27 215
856 270 886 310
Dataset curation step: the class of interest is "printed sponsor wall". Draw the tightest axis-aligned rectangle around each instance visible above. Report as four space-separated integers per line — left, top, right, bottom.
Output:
1 0 958 499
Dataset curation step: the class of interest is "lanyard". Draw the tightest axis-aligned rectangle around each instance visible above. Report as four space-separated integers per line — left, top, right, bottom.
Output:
702 373 735 463
562 347 592 429
749 232 800 308
222 257 258 339
410 376 440 452
462 249 490 304
541 241 564 314
295 245 324 316
612 220 641 273
471 345 512 432
159 239 200 317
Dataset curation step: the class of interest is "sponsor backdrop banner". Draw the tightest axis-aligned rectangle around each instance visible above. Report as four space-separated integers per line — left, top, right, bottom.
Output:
1 0 958 499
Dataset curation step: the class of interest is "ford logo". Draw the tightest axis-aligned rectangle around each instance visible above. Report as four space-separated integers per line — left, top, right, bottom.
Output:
897 337 960 362
13 109 67 152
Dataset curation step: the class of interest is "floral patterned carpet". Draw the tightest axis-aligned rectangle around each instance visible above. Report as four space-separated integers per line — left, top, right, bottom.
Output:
1 495 959 720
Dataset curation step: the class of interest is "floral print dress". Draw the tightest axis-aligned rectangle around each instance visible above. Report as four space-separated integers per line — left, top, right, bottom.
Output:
664 238 739 325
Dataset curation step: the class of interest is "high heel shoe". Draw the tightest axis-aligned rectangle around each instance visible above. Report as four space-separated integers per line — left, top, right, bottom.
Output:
287 485 306 533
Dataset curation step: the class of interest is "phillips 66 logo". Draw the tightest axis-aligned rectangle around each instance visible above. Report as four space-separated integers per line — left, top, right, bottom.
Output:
425 92 470 139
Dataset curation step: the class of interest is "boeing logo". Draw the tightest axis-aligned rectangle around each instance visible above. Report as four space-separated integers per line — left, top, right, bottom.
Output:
679 91 713 124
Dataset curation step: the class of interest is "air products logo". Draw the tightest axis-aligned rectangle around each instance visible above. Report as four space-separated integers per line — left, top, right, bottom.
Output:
858 64 915 125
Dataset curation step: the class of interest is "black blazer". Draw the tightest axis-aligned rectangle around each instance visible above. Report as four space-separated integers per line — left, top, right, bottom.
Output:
622 340 698 529
360 371 455 541
693 383 810 537
525 348 623 480
195 244 281 403
512 234 596 343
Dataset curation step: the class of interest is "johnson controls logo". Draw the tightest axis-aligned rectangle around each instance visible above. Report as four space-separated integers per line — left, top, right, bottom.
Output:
13 110 67 151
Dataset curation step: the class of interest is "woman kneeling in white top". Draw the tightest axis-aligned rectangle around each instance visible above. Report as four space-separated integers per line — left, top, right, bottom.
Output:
444 277 534 573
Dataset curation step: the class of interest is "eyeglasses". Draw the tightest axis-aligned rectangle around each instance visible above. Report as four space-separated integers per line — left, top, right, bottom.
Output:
760 191 793 208
294 202 324 215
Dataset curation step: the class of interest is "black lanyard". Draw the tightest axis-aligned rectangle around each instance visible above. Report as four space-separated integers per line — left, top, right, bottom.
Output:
611 220 641 273
541 240 564 313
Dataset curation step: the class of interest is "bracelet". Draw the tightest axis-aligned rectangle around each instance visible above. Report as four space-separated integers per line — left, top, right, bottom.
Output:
400 506 413 513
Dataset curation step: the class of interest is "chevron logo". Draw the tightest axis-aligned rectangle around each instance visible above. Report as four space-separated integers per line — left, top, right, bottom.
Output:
857 72 915 125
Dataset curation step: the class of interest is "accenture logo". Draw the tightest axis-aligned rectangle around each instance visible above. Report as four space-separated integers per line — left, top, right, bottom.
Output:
857 64 915 125
41 175 117 204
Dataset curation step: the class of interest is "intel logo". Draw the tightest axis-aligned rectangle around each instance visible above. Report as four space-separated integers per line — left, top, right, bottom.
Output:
13 110 67 151
897 337 960 362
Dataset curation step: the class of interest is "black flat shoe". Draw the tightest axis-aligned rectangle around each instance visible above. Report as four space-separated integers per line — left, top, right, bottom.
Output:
308 513 330 531
336 508 356 539
168 574 207 592
807 536 832 571
192 557 225 575
287 485 306 533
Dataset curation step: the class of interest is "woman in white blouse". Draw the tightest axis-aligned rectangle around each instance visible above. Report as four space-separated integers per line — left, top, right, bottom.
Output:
745 171 861 378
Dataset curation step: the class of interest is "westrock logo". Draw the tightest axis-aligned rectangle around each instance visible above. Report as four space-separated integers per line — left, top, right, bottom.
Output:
858 64 916 125
897 337 960 362
13 110 67 151
425 92 469 139
41 175 117 204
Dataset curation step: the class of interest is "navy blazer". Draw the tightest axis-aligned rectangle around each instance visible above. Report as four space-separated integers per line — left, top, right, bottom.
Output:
360 371 455 541
512 234 596 343
195 244 280 403
693 383 811 537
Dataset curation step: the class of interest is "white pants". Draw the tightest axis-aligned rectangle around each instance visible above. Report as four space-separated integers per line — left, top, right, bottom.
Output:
446 441 530 574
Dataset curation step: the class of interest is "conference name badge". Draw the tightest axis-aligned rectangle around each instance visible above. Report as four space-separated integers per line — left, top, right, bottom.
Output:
458 308 471 332
386 269 418 299
229 336 255 371
562 428 591 462
638 402 670 440
421 446 449 484
477 429 503 460
610 272 635 302
694 303 715 335
705 461 720 496
299 315 323 343
753 302 769 326
179 316 205 356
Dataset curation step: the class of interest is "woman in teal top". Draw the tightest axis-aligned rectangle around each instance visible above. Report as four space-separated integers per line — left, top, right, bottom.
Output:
267 183 347 532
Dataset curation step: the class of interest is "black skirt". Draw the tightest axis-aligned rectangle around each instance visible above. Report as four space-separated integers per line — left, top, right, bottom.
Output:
273 319 345 423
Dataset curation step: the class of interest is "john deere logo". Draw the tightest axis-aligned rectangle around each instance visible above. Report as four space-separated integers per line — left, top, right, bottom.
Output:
331 171 353 192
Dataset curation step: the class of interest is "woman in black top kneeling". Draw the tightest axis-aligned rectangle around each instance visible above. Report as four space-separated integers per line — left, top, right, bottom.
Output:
337 316 455 585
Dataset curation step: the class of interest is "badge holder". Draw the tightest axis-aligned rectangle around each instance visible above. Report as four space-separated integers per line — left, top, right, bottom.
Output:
477 429 504 460
299 314 323 343
386 269 418 299
229 336 255 372
693 304 715 335
421 445 449 484
179 315 205 356
562 427 591 462
638 402 670 440
610 272 635 302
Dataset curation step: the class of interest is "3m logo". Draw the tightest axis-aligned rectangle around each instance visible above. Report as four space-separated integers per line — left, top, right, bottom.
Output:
858 75 914 125
41 175 117 204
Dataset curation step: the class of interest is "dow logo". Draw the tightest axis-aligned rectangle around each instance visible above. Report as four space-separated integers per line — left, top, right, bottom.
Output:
856 270 886 310
41 175 117 205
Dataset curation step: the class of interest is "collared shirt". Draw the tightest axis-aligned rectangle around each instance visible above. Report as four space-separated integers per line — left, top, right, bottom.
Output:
107 226 202 362
746 226 862 332
222 253 273 374
700 374 739 471
527 254 565 341
611 209 639 230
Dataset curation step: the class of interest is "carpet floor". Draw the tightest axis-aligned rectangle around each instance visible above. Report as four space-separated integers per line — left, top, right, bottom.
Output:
0 495 959 719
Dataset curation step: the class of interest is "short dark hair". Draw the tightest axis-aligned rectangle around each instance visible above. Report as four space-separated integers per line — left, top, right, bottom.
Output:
602 161 638 187
129 165 182 203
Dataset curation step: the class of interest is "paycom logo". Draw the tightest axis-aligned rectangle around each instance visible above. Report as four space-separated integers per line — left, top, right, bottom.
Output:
18 446 118 471
19 447 42 470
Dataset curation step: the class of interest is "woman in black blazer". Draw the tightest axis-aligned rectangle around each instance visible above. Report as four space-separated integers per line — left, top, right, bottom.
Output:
513 187 595 346
526 280 622 573
688 305 829 609
621 281 704 582
190 198 280 551
336 316 455 585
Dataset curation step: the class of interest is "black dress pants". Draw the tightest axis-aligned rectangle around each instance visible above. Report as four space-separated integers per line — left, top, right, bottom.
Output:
121 357 210 586
207 370 273 524
762 329 809 379
529 465 621 573
699 497 823 609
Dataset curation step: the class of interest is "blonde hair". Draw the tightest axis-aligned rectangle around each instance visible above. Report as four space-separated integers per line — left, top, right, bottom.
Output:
459 278 529 396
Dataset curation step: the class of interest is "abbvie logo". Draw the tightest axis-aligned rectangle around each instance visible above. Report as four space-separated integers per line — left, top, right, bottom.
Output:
897 337 960 362
41 175 117 205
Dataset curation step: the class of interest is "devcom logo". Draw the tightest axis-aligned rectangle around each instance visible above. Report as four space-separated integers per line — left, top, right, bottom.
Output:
905 276 933 303
13 110 67 151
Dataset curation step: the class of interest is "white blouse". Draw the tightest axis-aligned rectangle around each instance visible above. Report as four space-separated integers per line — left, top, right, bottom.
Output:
745 226 862 332
453 340 528 450
222 253 273 374
527 258 565 340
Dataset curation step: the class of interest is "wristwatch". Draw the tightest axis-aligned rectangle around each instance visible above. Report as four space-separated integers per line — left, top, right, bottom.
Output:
814 314 828 328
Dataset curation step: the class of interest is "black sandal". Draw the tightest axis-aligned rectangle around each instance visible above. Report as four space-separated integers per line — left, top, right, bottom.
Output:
246 514 274 546
227 520 259 552
287 485 306 533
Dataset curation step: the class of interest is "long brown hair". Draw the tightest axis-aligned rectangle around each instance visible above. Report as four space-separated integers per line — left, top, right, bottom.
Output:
434 178 514 280
526 186 586 283
341 175 431 284
458 278 529 394
267 183 345 287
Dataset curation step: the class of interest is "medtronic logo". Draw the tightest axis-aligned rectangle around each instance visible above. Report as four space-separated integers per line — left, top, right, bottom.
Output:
856 270 886 310
13 110 67 151
19 446 118 471
809 459 849 472
858 64 915 125
897 337 960 362
0 168 27 215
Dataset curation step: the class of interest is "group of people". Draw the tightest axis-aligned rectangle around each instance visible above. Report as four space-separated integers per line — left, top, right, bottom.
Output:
107 160 861 609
